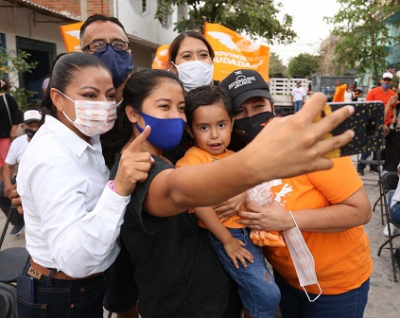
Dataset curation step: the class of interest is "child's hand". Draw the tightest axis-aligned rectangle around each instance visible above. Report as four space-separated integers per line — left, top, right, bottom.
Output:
223 237 254 269
249 229 286 247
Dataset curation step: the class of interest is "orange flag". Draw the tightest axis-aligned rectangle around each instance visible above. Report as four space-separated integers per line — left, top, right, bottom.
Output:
152 44 170 70
333 84 347 102
204 22 270 82
59 22 84 52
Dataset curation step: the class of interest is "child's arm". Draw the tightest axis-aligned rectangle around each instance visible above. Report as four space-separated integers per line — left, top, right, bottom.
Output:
195 206 254 269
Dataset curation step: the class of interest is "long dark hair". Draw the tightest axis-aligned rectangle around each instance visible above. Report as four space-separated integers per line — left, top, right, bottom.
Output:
168 30 215 64
40 52 111 122
102 70 184 167
0 78 10 92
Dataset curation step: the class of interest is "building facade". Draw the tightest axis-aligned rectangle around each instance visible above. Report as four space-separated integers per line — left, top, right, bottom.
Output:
0 0 184 99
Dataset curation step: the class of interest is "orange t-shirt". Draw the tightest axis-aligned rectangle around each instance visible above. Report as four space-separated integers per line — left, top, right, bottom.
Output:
265 157 373 295
366 86 396 125
176 146 244 229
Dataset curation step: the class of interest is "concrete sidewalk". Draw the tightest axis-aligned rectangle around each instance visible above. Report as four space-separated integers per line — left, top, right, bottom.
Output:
360 169 400 318
1 164 399 317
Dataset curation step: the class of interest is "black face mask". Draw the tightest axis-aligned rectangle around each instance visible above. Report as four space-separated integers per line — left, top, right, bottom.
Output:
231 111 275 149
25 128 37 139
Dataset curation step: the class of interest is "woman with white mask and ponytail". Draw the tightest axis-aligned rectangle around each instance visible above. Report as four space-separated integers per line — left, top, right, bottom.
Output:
167 31 214 92
16 52 154 317
165 31 246 227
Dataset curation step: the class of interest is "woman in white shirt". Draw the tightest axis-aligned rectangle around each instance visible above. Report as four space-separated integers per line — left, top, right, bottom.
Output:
344 85 355 102
16 52 154 318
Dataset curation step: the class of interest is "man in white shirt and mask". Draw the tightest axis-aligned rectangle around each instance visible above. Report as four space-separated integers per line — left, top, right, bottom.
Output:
0 109 41 236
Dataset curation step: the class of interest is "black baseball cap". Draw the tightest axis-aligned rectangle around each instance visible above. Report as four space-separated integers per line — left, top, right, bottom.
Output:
220 69 272 112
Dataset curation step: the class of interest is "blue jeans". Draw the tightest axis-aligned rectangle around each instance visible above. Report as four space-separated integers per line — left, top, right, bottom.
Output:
207 228 280 318
274 271 370 318
17 261 106 318
293 101 302 113
390 201 400 224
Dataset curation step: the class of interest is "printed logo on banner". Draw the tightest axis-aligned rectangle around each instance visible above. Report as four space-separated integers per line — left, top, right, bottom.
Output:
204 23 270 82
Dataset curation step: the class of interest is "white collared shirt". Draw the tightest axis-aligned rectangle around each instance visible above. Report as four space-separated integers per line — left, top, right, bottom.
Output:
17 115 130 278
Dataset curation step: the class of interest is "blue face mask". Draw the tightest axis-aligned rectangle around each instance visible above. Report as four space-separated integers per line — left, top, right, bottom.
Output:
382 83 392 90
133 111 186 151
94 45 134 88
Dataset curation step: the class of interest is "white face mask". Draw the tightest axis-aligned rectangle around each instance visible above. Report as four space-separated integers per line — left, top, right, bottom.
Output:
283 211 322 302
173 61 214 91
56 89 117 137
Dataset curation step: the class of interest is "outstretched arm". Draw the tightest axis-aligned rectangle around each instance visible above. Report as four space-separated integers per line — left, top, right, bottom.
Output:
145 93 354 217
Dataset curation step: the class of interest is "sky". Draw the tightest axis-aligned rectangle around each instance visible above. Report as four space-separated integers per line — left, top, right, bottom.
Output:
267 0 342 66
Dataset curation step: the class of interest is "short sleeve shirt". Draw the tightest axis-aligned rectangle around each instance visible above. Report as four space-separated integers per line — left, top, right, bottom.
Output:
265 157 372 294
110 156 230 318
5 134 29 165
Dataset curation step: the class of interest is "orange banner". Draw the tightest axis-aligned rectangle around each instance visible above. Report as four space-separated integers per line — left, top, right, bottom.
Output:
204 22 270 82
152 44 170 70
59 22 84 52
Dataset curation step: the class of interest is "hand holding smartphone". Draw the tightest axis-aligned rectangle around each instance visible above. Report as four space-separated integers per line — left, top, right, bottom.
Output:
315 101 384 158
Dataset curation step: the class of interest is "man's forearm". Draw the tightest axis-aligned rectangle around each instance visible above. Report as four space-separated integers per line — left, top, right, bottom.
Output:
3 164 15 189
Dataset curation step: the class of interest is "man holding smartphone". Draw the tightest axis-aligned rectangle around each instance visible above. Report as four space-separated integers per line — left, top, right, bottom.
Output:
357 72 398 175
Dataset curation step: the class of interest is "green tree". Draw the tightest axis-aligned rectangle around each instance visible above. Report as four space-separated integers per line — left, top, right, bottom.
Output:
269 52 287 78
0 48 38 111
155 0 297 44
287 53 320 79
325 0 400 84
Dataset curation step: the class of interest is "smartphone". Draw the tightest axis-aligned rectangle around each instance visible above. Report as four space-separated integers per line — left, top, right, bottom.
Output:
17 275 35 303
318 101 384 158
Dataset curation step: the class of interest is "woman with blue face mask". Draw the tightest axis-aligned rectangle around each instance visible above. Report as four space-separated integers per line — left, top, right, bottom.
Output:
16 52 154 317
102 69 356 318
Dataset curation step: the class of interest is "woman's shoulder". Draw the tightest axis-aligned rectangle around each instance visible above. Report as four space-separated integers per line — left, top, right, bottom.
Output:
24 126 76 165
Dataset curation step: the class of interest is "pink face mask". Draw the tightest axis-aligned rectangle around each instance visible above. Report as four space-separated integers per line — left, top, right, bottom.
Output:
55 89 117 137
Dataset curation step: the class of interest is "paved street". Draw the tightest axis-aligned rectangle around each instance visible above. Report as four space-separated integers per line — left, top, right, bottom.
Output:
1 158 399 317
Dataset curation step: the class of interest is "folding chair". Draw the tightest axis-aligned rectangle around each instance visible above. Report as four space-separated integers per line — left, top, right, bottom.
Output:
358 148 386 224
0 282 17 318
377 171 400 282
0 206 29 284
374 170 399 225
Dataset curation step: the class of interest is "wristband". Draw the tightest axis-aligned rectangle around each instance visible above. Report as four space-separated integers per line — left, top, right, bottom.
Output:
108 181 117 193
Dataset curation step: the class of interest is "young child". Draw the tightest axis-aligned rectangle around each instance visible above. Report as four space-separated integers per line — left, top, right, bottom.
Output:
176 85 281 318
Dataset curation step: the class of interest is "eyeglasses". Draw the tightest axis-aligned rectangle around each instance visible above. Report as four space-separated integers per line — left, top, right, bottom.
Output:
82 40 130 53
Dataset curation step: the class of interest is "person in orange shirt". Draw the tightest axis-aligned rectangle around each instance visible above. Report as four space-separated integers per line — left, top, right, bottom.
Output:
357 71 398 175
176 85 280 318
220 69 373 318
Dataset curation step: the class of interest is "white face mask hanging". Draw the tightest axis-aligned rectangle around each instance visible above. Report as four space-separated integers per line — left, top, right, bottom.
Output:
282 211 322 302
173 61 214 91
